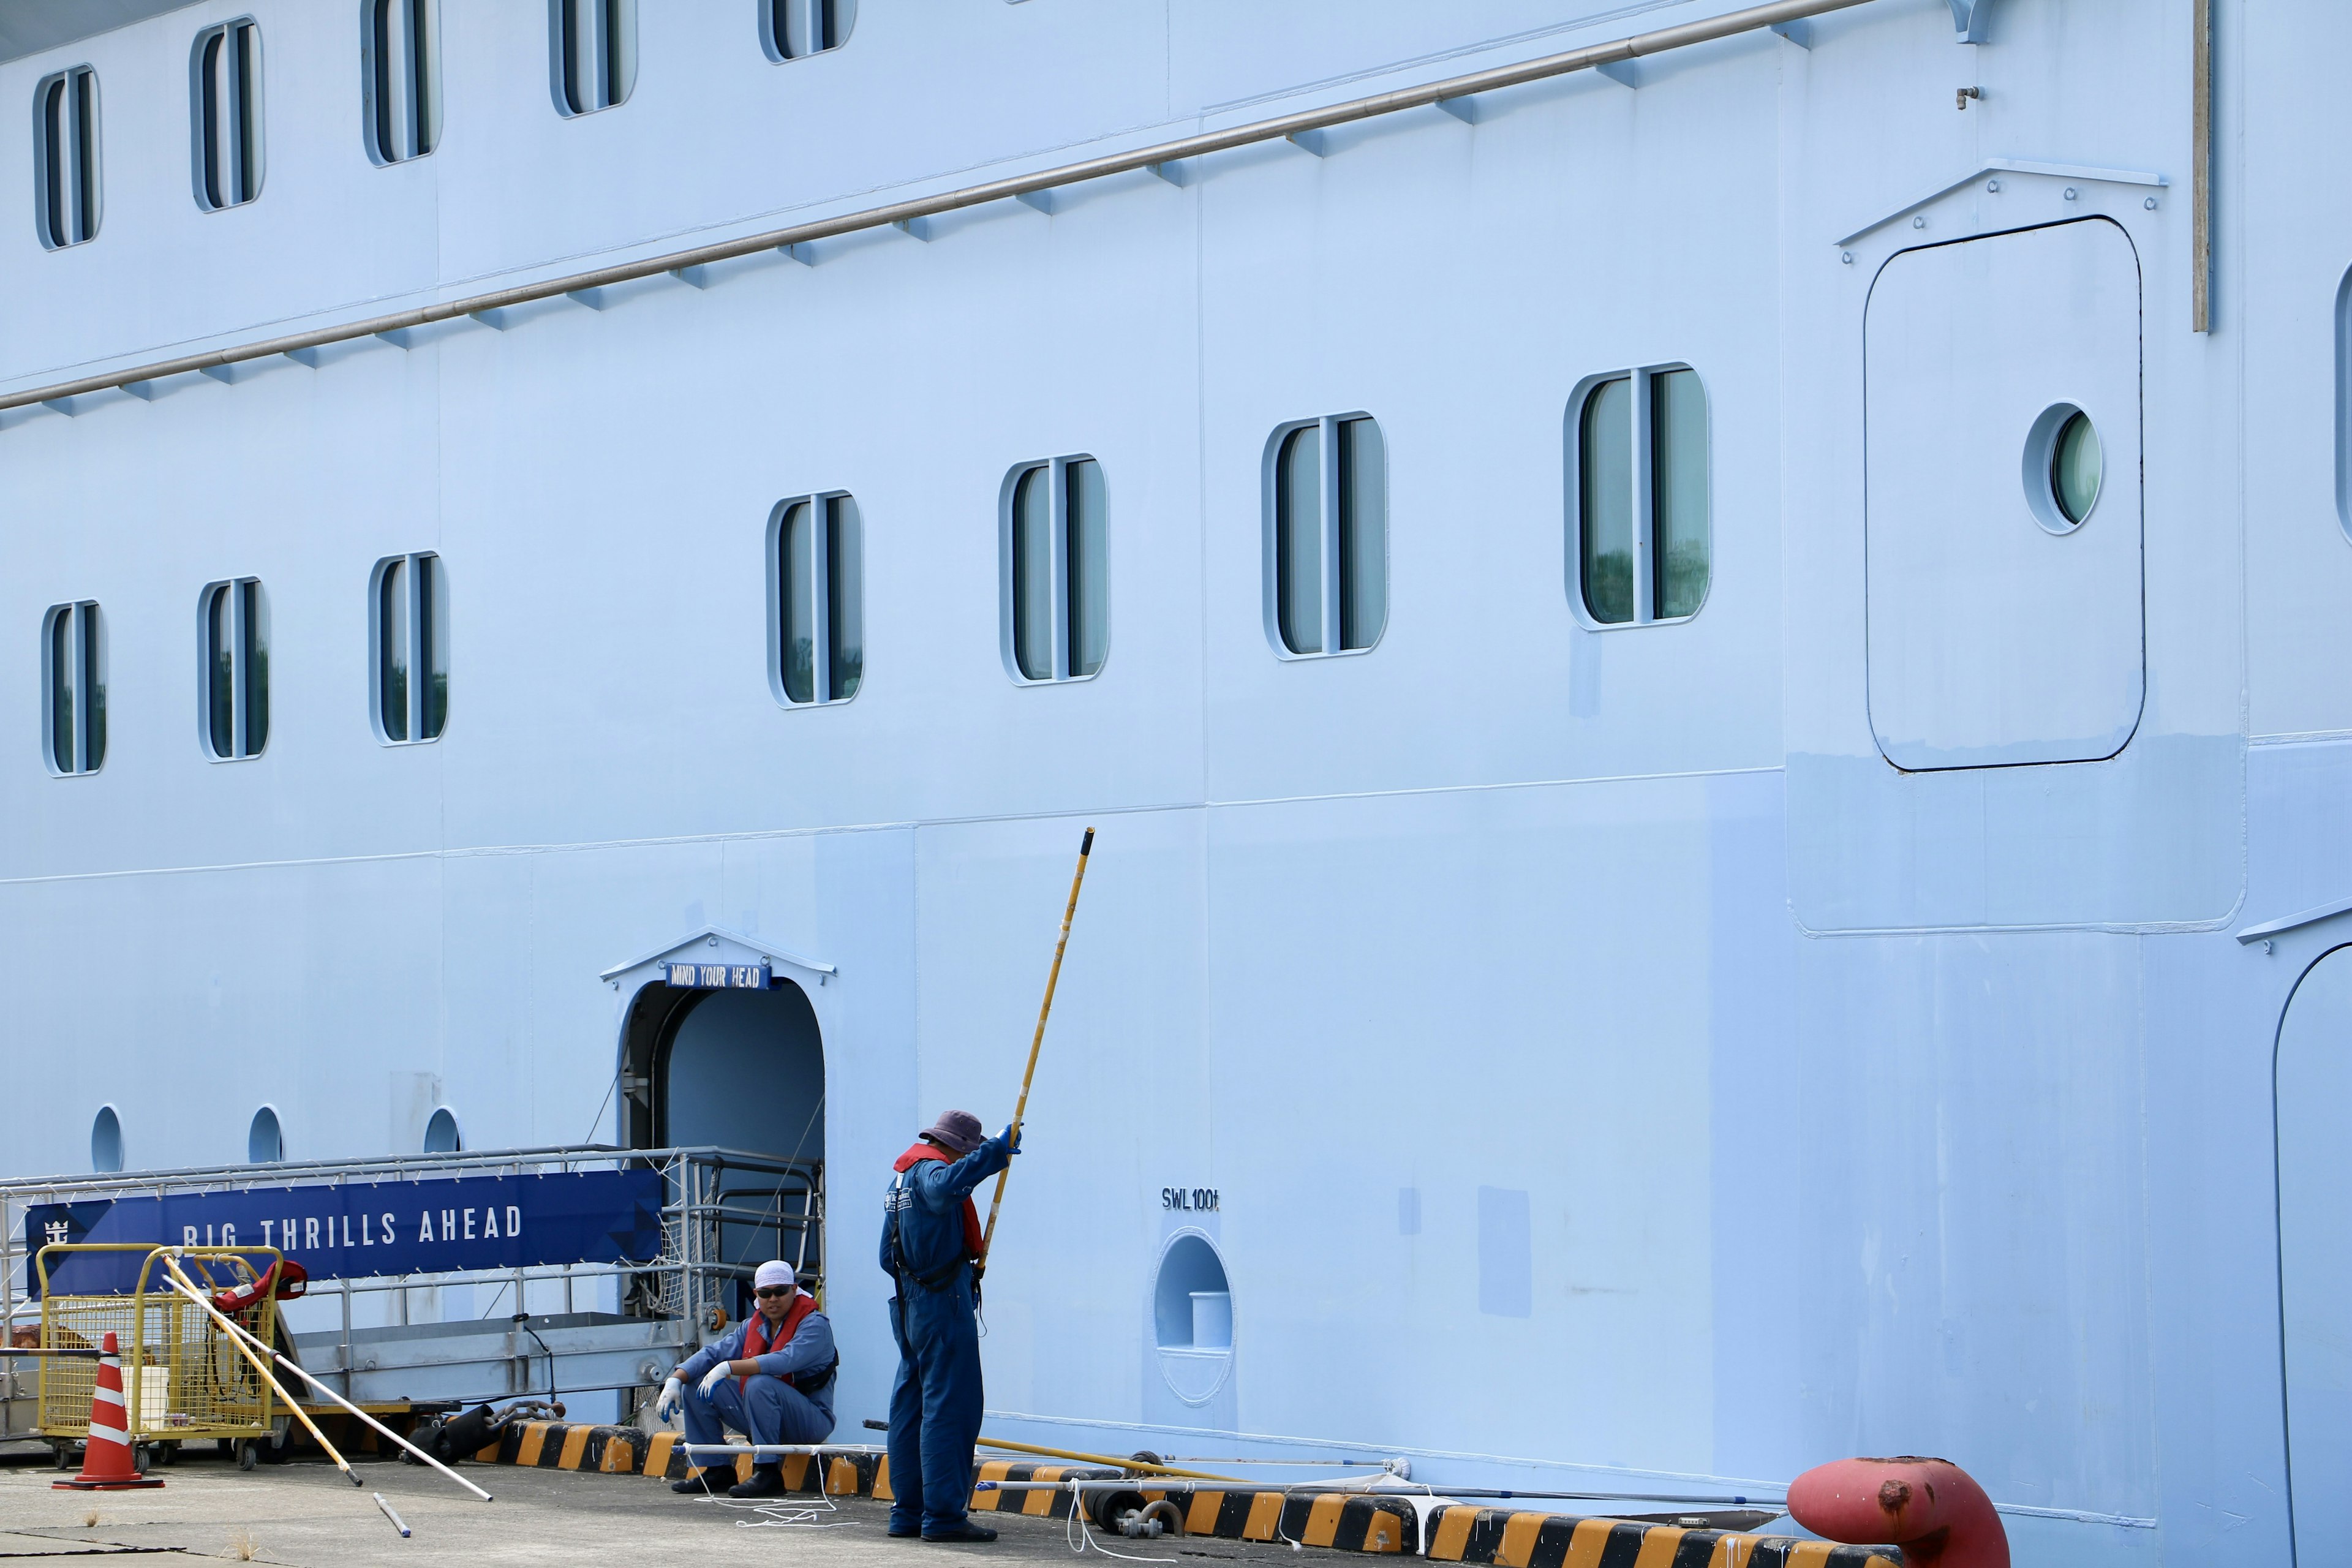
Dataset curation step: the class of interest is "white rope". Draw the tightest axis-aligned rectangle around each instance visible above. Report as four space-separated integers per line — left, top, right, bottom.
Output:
721 1490 858 1530
672 1464 859 1529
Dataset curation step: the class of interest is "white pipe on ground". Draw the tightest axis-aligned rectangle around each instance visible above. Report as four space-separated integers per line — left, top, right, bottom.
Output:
156 1267 492 1503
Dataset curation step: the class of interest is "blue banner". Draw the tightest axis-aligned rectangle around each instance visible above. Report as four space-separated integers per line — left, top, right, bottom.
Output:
24 1170 664 1297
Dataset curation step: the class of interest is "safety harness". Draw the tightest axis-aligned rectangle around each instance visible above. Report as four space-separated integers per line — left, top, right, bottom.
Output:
884 1141 986 1292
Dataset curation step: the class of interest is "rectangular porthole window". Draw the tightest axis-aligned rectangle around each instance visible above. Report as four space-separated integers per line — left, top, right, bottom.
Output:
191 19 263 210
199 578 270 760
33 66 99 248
1569 366 1710 626
1001 457 1107 684
372 552 449 743
766 494 862 707
2334 266 2352 541
761 0 855 60
551 0 636 116
42 601 105 776
1265 413 1387 657
364 0 440 164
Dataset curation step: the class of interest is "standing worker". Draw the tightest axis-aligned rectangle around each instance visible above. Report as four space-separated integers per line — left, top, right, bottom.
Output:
657 1261 837 1498
881 1110 1020 1542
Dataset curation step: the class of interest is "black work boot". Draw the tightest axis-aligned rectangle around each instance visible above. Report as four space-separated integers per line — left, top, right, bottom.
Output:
729 1464 787 1499
670 1468 716 1494
924 1521 999 1543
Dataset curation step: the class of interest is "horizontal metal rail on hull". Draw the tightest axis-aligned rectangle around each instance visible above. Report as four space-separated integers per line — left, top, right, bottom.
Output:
0 1144 793 1197
0 0 1876 415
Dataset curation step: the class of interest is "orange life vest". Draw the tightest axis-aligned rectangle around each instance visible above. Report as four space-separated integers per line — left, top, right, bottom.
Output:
894 1141 987 1261
741 1291 825 1393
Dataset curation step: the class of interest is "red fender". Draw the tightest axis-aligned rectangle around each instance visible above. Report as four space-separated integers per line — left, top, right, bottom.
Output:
1787 1457 2008 1568
209 1258 309 1314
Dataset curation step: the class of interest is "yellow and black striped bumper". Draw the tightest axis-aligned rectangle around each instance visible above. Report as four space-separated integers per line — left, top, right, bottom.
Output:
470 1423 1094 1509
477 1422 888 1492
1137 1487 1419 1551
464 1427 1901 1566
1422 1505 1903 1568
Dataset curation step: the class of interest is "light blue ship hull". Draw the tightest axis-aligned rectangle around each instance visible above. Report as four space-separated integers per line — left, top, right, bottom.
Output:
2 2 2345 1561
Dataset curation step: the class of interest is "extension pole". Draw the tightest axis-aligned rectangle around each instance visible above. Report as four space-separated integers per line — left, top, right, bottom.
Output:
979 827 1095 1270
160 1257 358 1487
168 1273 492 1502
975 1434 1235 1482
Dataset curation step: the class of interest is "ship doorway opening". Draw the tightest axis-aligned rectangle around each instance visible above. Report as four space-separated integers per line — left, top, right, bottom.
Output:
620 979 825 1323
2276 944 2352 1566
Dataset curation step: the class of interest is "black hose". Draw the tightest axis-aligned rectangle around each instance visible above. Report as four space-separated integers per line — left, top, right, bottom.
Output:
514 1314 561 1415
430 1403 496 1463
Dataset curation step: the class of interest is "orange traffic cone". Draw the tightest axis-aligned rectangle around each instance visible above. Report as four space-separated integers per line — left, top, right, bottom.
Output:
54 1332 163 1491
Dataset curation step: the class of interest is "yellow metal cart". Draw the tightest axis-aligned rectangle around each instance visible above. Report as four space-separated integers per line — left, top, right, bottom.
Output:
36 1245 285 1470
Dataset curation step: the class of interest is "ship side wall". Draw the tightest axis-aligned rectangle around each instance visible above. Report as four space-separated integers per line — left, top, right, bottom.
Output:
0 4 2320 1563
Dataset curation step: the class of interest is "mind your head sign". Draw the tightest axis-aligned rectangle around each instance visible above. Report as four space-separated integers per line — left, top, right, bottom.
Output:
24 1169 663 1297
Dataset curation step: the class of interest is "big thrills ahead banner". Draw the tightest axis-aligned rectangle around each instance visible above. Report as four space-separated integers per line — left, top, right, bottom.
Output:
23 1170 665 1297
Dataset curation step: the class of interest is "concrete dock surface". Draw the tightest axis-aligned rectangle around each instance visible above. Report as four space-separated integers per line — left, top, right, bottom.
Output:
0 1453 1310 1566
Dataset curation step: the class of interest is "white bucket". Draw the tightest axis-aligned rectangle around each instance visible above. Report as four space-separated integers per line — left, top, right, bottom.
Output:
1189 1291 1232 1349
137 1365 170 1431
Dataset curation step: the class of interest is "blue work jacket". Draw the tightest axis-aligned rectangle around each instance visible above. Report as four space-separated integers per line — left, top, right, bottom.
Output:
879 1134 1012 1288
680 1305 838 1420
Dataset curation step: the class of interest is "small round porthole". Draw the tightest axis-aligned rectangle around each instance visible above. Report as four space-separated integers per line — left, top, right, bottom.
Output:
2023 403 2104 533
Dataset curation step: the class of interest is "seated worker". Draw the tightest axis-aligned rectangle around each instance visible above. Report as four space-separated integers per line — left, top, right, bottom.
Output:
657 1261 836 1498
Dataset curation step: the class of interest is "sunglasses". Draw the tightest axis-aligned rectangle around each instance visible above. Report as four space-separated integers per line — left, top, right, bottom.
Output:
754 1286 796 1299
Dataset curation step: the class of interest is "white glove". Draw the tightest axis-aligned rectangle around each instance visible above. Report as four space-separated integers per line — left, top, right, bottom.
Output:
655 1376 682 1423
698 1360 733 1398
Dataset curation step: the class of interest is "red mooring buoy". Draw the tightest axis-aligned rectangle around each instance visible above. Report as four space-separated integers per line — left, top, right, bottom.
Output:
1787 1456 2006 1568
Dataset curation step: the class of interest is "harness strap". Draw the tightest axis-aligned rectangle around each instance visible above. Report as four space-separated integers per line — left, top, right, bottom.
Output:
890 1167 971 1293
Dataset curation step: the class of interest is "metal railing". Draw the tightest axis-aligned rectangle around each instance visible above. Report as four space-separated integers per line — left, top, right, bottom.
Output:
1 1144 821 1439
0 0 1879 414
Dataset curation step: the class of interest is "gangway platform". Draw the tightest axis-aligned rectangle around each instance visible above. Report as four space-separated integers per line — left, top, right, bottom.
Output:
290 1310 682 1406
1 1143 819 1458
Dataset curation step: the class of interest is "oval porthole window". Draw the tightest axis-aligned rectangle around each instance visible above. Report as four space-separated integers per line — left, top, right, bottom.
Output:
91 1106 123 1173
247 1106 283 1164
1152 1231 1233 1404
2022 402 2103 533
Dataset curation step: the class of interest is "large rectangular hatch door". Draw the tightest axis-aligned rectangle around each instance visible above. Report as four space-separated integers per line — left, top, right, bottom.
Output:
1864 218 2144 771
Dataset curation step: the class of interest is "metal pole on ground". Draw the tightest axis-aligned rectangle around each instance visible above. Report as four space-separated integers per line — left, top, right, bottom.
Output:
979 826 1095 1271
160 1271 492 1502
159 1256 359 1487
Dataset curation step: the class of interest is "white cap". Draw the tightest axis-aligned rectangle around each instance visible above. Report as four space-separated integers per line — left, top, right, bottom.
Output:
753 1261 797 1291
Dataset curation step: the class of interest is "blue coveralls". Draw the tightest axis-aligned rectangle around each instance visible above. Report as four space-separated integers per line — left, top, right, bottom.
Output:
676 1308 837 1461
881 1134 1012 1537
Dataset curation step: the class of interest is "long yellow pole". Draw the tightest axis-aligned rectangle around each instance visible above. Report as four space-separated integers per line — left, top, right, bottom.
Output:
976 1434 1236 1482
978 827 1095 1270
161 1256 358 1486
